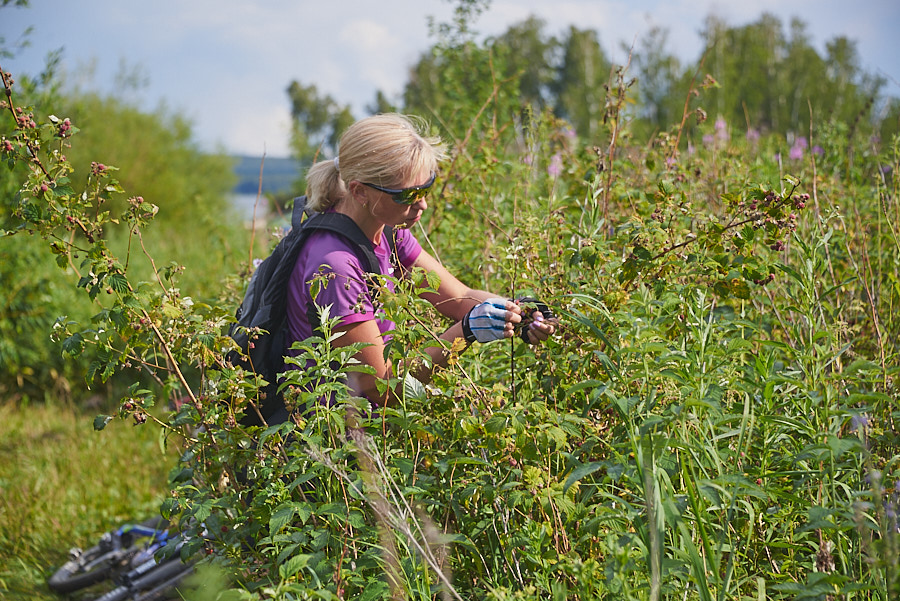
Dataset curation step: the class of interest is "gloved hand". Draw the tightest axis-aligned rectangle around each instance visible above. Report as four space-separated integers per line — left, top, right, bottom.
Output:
515 297 557 343
462 298 515 343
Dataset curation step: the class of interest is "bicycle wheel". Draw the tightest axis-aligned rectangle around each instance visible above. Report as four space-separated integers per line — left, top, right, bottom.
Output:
47 517 169 594
47 542 121 593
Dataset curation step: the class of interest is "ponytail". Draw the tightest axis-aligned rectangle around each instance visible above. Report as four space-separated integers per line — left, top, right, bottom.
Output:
305 159 345 212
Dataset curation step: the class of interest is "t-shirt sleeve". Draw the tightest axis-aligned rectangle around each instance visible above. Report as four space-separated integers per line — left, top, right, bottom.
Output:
312 249 376 327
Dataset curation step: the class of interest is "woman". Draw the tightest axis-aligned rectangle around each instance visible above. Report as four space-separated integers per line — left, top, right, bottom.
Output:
286 114 556 407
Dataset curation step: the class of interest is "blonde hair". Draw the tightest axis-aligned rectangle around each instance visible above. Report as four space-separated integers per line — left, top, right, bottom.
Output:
305 113 446 212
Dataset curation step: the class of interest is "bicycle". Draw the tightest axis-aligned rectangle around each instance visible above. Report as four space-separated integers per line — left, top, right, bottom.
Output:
47 515 197 601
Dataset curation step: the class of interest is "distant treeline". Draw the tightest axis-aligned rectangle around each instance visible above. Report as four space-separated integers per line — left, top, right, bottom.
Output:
232 155 302 195
286 11 900 167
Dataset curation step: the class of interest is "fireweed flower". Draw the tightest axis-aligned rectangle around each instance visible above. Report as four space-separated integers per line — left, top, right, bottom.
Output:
714 117 729 141
866 469 883 486
702 134 715 147
813 145 824 157
547 152 563 177
746 128 760 143
789 143 804 160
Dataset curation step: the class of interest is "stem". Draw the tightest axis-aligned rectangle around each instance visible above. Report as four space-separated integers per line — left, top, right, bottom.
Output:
1 67 53 181
671 53 708 160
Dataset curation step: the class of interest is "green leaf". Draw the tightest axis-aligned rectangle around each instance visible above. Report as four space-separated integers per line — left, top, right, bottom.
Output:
191 499 215 522
107 272 128 293
62 332 85 356
93 414 113 430
783 174 800 187
279 554 311 580
359 581 390 601
270 503 299 535
563 462 604 493
565 379 605 396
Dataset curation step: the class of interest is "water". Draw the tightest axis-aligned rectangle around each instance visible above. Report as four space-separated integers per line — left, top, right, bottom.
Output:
231 192 269 223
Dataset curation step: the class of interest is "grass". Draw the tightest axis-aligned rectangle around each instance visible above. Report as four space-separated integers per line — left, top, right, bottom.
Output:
0 400 176 601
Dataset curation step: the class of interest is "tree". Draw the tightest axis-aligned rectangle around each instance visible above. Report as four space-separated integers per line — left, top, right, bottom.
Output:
694 13 887 141
286 81 354 161
699 13 784 133
553 26 611 140
490 16 558 111
367 89 398 115
629 25 684 135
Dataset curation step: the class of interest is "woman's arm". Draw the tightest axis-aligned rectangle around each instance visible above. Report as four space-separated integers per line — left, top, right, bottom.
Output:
332 303 521 407
331 249 556 406
411 249 494 320
412 250 557 344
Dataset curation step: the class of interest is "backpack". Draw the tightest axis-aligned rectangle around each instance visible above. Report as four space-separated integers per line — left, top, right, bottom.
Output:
228 196 394 426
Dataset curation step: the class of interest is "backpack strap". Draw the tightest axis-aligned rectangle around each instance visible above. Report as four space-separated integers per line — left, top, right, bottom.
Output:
300 212 396 334
291 195 310 230
290 196 390 273
248 201 397 424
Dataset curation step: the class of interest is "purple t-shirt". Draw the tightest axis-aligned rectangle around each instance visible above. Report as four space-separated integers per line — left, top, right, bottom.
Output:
286 225 422 349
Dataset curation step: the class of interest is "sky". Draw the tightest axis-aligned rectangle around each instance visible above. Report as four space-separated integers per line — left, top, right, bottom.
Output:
2 0 899 158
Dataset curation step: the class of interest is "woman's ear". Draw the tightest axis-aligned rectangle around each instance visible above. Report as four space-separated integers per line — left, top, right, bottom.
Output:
347 181 367 203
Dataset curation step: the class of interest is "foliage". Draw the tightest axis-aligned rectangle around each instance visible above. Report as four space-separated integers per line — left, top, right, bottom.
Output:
3 4 900 601
0 68 248 403
398 10 898 148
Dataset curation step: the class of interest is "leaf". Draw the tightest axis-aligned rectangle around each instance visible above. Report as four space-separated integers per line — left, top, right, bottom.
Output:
93 414 113 430
563 462 604 493
161 301 182 319
62 332 85 356
107 272 129 293
191 498 215 522
279 554 311 580
52 183 75 198
730 278 751 299
195 333 216 349
269 503 299 535
565 379 605 396
359 580 389 601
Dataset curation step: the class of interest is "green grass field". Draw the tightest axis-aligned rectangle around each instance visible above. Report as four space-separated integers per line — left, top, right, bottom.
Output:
0 401 176 601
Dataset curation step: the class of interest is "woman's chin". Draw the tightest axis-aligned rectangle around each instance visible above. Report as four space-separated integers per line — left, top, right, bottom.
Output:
398 216 420 229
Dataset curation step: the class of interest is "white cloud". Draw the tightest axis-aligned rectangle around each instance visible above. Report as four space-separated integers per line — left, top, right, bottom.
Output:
338 20 405 105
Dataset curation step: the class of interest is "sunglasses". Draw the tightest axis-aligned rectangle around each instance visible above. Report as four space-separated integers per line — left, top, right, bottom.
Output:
360 173 436 205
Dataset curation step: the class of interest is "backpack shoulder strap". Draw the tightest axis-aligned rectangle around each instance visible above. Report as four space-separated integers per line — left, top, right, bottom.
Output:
302 211 381 274
291 195 310 230
294 195 395 270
